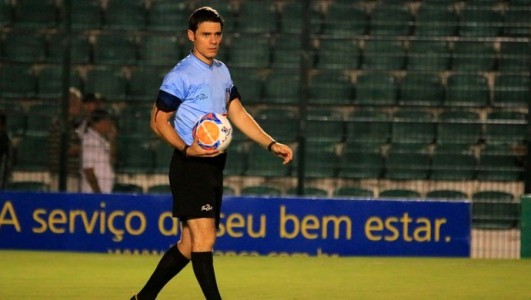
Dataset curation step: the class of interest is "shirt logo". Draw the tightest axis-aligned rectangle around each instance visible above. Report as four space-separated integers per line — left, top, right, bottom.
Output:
196 93 207 101
201 204 213 212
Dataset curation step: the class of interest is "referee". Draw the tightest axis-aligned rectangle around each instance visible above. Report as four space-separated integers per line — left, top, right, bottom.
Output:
131 7 293 300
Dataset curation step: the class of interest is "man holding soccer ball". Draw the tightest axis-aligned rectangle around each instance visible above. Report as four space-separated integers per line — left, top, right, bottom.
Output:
131 6 293 300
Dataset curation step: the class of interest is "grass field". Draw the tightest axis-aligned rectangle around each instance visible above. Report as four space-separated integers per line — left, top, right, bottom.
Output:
1 250 530 299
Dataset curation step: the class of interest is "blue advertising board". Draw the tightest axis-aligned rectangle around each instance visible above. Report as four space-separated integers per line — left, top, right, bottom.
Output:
0 192 471 257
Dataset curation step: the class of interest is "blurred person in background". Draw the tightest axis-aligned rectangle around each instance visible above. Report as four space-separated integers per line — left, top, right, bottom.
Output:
0 113 12 189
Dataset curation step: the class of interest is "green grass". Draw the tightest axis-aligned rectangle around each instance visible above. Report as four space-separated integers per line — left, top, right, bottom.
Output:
1 250 530 299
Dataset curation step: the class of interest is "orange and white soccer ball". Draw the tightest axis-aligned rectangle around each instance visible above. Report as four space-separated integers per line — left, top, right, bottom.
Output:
192 113 233 151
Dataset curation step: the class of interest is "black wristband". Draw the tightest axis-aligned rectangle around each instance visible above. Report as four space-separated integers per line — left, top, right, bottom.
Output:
267 141 277 152
182 145 189 157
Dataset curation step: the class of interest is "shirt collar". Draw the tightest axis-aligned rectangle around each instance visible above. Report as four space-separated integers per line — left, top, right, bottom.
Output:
189 50 219 70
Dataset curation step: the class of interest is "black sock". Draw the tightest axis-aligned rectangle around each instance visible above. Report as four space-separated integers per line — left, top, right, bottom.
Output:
191 251 222 300
135 245 190 300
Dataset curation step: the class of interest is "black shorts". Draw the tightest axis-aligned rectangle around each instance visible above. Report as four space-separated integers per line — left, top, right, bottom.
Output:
169 149 226 227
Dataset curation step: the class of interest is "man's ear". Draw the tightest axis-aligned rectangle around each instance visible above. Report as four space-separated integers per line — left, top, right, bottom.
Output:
187 29 195 42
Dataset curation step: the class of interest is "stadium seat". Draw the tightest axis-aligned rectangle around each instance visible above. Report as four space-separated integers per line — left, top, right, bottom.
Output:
0 0 13 27
484 111 527 144
104 0 146 30
36 65 76 100
127 67 167 102
263 69 300 105
278 1 321 34
223 185 236 196
303 150 339 179
7 181 49 192
414 5 458 36
361 40 405 71
116 136 154 174
138 34 182 67
451 41 495 72
13 0 58 29
434 143 474 155
385 151 431 180
227 34 270 68
46 33 91 64
492 75 530 108
241 185 282 196
472 191 519 229
407 40 451 71
497 41 530 72
369 5 412 36
398 73 444 106
476 152 524 181
322 3 367 36
379 189 422 199
437 110 482 145
305 107 345 143
355 72 397 105
146 1 189 32
83 67 128 103
3 103 27 137
503 7 531 37
14 135 49 171
231 68 263 104
430 153 477 181
2 31 47 63
426 189 468 201
224 140 247 176
286 187 328 197
93 33 137 65
338 151 384 179
444 74 489 107
345 109 391 144
71 0 102 30
245 143 290 177
333 187 374 198
307 70 353 105
112 183 144 194
255 107 299 142
458 7 502 37
147 184 170 195
0 65 37 99
315 38 360 70
118 104 153 138
234 1 277 34
391 110 436 144
153 141 173 174
271 34 303 69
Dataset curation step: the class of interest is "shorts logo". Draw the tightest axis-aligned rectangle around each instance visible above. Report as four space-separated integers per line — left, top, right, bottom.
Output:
201 204 213 212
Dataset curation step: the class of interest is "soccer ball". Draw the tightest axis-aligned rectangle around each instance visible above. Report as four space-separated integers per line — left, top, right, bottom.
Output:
192 113 233 151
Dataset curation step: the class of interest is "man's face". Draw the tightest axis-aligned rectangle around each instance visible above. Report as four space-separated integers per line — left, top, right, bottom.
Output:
188 21 222 64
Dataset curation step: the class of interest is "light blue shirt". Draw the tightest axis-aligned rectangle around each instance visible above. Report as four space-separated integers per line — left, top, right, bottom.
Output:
160 53 233 145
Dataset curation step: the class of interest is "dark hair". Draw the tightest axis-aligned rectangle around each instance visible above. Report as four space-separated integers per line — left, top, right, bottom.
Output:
83 92 104 103
89 109 111 125
188 6 224 32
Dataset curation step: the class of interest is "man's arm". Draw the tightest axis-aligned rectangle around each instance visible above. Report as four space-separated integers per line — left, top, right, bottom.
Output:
227 99 293 164
83 168 101 193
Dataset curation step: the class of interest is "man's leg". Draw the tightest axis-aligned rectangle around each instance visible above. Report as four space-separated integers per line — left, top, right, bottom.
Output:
133 225 192 300
188 218 222 300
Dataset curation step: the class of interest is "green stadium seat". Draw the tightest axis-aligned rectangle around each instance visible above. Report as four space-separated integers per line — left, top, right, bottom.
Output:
13 0 58 29
477 153 524 181
503 7 531 37
333 187 374 198
484 111 527 144
118 104 153 138
104 1 146 30
369 5 412 36
497 41 530 72
235 1 277 34
113 183 144 194
437 110 482 145
286 187 328 197
355 72 397 105
128 67 167 102
83 67 128 103
385 151 431 180
224 140 247 176
227 34 270 68
245 143 290 177
14 135 49 171
434 143 474 155
426 189 468 201
407 40 451 71
71 0 102 30
138 34 182 67
444 74 489 107
308 70 353 105
3 103 27 137
303 150 338 179
93 33 137 65
263 69 300 105
399 73 444 106
278 1 321 34
256 107 299 142
452 41 495 72
472 190 519 229
271 34 303 69
46 33 91 64
362 40 405 71
7 181 49 192
0 65 37 99
322 3 367 36
223 185 236 196
387 142 430 154
315 38 360 70
0 0 13 27
2 31 47 63
379 189 422 199
338 151 384 179
36 65 78 100
153 141 173 174
146 1 189 32
147 184 170 195
391 110 436 144
231 68 263 104
305 107 344 143
116 137 154 174
458 7 502 37
430 153 477 181
241 185 282 196
414 6 458 36
345 109 391 144
492 75 530 108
